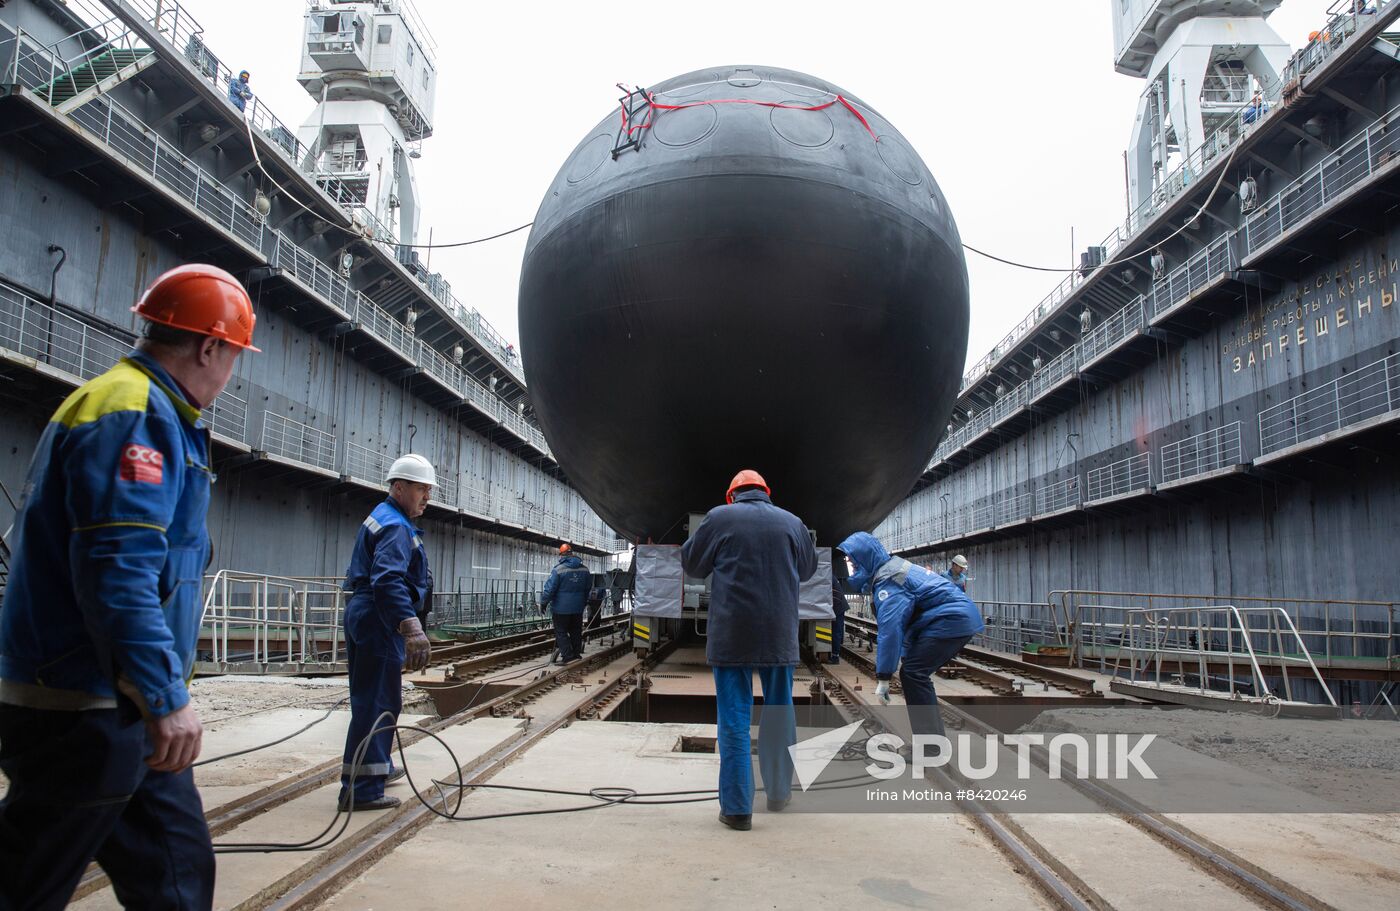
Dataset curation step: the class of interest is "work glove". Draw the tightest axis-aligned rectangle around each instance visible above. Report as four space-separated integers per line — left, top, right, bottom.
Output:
874 680 891 704
399 617 432 672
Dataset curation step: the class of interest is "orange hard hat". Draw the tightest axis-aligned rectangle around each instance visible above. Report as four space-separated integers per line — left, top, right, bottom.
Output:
132 264 260 351
726 469 770 504
559 543 572 555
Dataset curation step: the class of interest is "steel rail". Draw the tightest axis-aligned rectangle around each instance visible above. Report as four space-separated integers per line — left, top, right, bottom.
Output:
247 640 678 911
811 656 1100 911
68 637 635 902
835 643 1337 911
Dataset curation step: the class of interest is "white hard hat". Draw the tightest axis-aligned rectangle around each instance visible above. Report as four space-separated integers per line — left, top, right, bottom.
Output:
952 554 969 568
387 453 436 486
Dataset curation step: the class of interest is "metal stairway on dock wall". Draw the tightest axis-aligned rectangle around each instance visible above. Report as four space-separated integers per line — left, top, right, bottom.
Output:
35 45 156 113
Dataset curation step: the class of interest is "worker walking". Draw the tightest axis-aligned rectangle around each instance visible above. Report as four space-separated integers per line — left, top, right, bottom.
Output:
227 69 252 112
540 544 590 663
0 264 258 910
839 532 983 743
682 470 817 831
941 554 970 592
338 455 436 812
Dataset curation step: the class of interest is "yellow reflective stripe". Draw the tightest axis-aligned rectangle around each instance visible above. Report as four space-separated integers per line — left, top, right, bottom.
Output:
73 521 168 533
54 361 151 429
122 357 202 426
632 623 650 640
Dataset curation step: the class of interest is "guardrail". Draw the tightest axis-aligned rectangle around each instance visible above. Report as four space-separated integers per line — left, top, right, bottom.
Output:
1052 589 1399 675
1073 603 1339 705
953 1 1397 401
1035 475 1080 515
1144 232 1235 318
995 491 1033 526
1258 351 1400 455
261 411 337 472
199 570 346 671
1028 345 1078 400
1086 452 1151 501
1079 299 1145 366
1160 422 1244 483
978 601 1067 654
342 440 390 485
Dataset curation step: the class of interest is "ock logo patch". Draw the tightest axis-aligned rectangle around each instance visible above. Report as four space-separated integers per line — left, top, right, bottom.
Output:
119 443 164 484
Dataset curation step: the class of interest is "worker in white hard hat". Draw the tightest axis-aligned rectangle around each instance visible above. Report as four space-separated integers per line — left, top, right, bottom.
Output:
941 555 970 592
336 453 436 811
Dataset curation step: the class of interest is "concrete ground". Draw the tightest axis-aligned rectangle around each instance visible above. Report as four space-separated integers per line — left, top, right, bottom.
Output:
319 721 1058 911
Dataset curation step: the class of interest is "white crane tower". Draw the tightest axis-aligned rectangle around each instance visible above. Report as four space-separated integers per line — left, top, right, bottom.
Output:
296 0 437 246
1115 0 1290 218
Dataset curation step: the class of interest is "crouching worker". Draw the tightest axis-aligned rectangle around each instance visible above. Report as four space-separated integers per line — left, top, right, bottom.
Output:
338 454 436 812
837 532 983 744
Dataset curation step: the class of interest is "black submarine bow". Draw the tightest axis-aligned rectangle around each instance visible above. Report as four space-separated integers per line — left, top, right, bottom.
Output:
519 66 970 544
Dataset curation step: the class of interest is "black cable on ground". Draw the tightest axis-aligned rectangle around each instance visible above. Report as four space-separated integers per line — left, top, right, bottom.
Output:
193 697 349 767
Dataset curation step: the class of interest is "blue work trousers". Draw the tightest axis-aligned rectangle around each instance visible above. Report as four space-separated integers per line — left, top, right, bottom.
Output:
899 632 974 740
552 611 583 661
340 595 405 803
712 666 795 816
0 702 214 911
831 607 846 656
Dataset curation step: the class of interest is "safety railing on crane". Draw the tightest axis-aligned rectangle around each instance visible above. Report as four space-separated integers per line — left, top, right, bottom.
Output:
977 601 1068 655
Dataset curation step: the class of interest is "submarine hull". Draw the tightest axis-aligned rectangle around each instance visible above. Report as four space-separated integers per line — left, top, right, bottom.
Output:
520 66 969 544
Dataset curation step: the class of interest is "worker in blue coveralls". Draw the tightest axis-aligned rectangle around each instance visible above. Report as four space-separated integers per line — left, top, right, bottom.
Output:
539 544 589 664
941 554 970 592
227 69 252 112
839 532 984 744
0 264 258 910
337 454 436 812
682 469 817 831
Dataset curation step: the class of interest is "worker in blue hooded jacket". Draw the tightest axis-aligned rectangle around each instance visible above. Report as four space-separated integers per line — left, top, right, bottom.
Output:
540 544 590 662
838 531 984 741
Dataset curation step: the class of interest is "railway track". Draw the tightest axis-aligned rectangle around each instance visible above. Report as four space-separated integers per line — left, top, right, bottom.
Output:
821 644 1337 911
70 624 637 903
842 614 1099 697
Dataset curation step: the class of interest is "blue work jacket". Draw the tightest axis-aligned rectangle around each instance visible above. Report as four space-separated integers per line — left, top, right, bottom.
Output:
839 532 984 679
680 489 817 667
940 569 968 592
228 77 251 111
0 352 213 717
344 498 432 628
541 555 590 615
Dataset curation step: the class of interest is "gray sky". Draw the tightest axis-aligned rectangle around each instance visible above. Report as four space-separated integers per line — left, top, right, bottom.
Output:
196 0 1335 370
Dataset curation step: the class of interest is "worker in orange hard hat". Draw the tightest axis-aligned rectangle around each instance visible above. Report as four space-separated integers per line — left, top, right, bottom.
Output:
683 468 817 830
540 541 590 663
0 263 256 909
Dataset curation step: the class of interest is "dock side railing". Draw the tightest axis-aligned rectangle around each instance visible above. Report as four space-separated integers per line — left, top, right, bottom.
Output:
199 571 346 672
1073 603 1339 705
1050 590 1399 676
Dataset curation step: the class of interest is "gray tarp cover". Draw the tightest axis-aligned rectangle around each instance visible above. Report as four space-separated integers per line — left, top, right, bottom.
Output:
634 544 683 618
633 545 834 620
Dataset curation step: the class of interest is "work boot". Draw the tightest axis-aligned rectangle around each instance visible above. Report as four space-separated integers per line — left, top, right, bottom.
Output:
385 766 406 785
826 655 841 665
718 813 752 831
767 796 790 812
338 794 401 812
